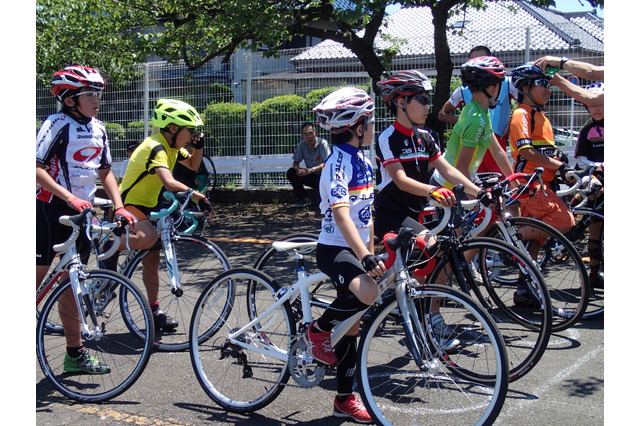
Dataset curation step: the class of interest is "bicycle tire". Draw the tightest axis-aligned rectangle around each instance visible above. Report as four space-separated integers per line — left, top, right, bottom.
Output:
253 233 335 318
122 234 232 351
201 155 217 195
36 270 154 402
569 208 604 319
357 284 509 426
190 268 295 413
487 216 590 330
37 281 64 334
430 237 552 382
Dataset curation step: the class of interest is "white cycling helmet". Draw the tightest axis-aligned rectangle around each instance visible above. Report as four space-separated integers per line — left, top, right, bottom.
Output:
313 87 375 134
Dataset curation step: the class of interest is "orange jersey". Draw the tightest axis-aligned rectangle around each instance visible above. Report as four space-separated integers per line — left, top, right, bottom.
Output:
509 104 558 183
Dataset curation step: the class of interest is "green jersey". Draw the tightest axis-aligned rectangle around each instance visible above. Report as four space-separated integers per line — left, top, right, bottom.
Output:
433 99 493 186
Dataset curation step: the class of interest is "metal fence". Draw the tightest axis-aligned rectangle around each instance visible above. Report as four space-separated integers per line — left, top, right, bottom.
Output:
36 23 604 188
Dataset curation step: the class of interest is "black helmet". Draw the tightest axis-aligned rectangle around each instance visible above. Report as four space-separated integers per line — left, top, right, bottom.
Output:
511 62 551 92
460 56 506 91
377 70 432 103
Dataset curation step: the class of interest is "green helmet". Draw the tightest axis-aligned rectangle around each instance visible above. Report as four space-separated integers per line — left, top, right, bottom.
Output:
152 99 204 128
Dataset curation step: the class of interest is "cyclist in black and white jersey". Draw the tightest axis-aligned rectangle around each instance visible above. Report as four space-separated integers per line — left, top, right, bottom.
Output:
305 87 384 424
36 65 136 374
374 70 487 240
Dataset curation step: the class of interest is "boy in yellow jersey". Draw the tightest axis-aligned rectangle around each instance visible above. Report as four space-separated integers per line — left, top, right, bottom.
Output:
115 99 210 331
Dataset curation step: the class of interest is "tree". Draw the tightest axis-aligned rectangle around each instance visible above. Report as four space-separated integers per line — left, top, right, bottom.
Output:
37 0 604 133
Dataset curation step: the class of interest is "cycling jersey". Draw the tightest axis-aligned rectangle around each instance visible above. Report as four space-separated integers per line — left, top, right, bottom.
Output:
119 132 189 208
36 112 112 203
509 104 558 183
575 118 604 164
318 143 375 248
432 99 492 187
375 121 441 216
448 78 518 138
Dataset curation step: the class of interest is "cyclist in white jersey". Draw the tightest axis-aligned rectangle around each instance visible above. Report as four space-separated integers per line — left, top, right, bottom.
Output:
305 87 384 424
36 65 136 374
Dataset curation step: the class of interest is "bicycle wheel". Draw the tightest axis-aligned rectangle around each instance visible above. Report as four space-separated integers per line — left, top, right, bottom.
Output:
488 216 590 330
37 282 64 334
253 233 335 318
569 209 604 319
190 268 295 413
357 284 508 426
123 234 232 351
36 270 154 402
431 237 552 382
201 155 217 194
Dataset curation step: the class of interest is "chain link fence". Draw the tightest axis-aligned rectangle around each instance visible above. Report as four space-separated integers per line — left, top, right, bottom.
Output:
36 22 603 188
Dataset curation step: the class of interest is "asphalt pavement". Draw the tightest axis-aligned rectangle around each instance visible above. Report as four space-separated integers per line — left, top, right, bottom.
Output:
35 202 605 425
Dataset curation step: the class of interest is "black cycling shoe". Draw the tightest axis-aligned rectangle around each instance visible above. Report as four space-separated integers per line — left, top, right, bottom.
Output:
590 271 604 289
153 309 179 331
513 289 539 307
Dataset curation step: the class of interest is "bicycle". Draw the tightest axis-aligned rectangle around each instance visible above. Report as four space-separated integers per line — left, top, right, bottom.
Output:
557 163 604 319
112 190 233 351
253 232 336 318
471 168 591 331
189 227 509 425
410 189 552 382
200 154 217 195
36 209 154 402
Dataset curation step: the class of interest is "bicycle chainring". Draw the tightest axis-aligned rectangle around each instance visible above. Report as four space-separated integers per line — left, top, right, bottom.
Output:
288 337 325 388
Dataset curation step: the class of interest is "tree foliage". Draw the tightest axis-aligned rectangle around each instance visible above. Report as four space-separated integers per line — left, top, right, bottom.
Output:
37 0 604 131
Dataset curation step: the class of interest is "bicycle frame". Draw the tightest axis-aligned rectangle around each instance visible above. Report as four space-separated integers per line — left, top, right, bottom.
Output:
118 190 204 298
37 210 122 338
226 229 436 370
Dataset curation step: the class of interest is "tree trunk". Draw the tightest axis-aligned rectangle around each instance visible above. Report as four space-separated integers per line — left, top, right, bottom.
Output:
428 1 456 144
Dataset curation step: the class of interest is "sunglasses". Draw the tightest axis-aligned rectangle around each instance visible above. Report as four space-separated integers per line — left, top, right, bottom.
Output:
76 91 103 99
411 95 430 106
532 79 552 89
184 127 196 136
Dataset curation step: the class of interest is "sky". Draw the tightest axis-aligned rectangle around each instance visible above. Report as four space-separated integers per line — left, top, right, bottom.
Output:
387 1 603 17
551 0 603 17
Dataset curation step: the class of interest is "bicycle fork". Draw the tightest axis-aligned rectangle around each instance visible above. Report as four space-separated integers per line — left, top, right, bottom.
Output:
393 278 440 373
69 263 104 340
160 221 183 298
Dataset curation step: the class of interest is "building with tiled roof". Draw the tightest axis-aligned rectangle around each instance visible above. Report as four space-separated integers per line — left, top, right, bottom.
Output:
291 0 604 73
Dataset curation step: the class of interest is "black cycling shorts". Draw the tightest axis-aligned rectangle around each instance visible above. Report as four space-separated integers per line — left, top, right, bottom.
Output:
36 198 91 266
316 243 368 293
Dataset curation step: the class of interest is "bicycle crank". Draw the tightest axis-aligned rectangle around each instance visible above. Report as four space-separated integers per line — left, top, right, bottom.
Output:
288 337 325 388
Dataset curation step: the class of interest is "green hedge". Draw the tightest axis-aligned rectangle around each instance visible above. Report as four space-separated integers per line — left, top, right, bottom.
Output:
126 84 374 158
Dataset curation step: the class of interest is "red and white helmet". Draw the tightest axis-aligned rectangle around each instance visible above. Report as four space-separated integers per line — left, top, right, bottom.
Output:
460 56 506 90
51 65 105 101
313 87 375 134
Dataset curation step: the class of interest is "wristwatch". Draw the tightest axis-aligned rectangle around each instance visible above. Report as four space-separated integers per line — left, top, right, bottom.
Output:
560 57 570 69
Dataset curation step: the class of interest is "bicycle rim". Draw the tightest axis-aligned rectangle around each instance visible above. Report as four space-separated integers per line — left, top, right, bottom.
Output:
570 209 604 319
123 235 232 351
36 271 154 402
190 268 294 413
357 285 508 426
493 217 590 331
432 237 552 382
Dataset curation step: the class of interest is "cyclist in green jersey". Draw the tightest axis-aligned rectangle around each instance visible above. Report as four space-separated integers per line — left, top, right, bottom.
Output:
431 56 513 188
